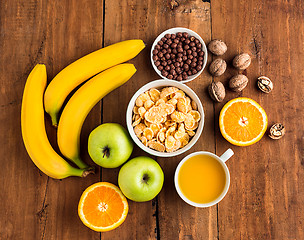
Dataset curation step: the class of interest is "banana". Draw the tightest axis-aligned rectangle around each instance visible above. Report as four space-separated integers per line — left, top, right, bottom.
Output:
21 64 93 179
44 39 145 126
57 63 136 165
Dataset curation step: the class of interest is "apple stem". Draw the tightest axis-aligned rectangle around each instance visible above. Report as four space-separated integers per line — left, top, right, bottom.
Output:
102 146 110 158
142 173 149 183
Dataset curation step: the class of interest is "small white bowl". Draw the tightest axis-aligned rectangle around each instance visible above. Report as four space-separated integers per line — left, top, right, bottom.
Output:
126 79 204 157
151 27 208 83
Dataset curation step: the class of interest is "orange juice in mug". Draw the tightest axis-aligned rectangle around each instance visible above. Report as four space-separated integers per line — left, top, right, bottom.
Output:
174 149 233 207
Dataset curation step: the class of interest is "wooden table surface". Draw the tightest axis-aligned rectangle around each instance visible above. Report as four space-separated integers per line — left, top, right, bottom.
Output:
1 0 303 239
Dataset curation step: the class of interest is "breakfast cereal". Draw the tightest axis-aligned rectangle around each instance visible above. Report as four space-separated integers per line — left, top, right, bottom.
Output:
132 86 201 152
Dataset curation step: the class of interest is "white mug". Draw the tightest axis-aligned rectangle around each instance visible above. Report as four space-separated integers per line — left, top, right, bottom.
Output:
174 149 234 208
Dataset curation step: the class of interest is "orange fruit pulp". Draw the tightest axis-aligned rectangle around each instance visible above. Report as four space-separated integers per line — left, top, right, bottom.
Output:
78 182 128 232
219 97 268 146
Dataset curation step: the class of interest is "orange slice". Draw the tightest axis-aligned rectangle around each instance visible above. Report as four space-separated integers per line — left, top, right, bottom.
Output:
78 182 128 232
219 97 267 146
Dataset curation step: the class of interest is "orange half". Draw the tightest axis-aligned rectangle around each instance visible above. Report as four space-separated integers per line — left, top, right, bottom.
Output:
78 182 128 232
219 97 268 146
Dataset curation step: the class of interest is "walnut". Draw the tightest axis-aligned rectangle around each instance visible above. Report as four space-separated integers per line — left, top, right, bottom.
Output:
208 81 225 102
209 58 227 76
169 0 179 10
233 53 251 70
257 76 273 93
208 39 227 56
229 74 248 92
269 123 285 139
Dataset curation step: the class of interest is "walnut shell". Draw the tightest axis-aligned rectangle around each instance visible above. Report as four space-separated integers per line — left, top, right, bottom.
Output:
257 76 273 93
208 39 227 56
209 58 227 76
233 53 251 70
229 74 248 92
208 81 225 102
269 123 285 139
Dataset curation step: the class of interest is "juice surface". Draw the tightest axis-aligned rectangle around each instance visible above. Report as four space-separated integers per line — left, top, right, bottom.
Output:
178 154 226 204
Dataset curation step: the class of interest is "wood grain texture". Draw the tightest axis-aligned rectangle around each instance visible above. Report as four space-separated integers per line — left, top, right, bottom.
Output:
0 0 103 239
0 0 303 239
153 1 218 240
211 0 304 239
101 1 158 239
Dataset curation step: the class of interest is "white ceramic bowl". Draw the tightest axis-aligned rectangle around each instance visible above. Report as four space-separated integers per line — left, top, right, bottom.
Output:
151 27 208 83
126 79 204 157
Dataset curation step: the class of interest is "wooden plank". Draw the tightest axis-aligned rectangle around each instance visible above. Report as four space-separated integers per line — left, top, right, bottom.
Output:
98 0 215 239
0 0 103 239
154 1 217 239
100 0 216 239
101 1 159 239
211 0 304 239
40 1 104 239
0 2 50 239
102 0 215 239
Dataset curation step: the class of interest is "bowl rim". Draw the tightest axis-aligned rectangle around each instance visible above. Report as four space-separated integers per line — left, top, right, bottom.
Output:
126 79 204 157
150 27 208 84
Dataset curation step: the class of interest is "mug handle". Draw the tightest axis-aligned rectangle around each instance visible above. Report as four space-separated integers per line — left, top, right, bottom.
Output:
219 149 234 162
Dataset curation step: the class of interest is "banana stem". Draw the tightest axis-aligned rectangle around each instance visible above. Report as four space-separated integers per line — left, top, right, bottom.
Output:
50 113 58 127
69 167 95 178
72 157 91 169
81 169 95 177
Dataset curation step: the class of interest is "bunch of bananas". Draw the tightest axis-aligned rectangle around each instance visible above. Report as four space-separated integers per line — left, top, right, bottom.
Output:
21 40 145 179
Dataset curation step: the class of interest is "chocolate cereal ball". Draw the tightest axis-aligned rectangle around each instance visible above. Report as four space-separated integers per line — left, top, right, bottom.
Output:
153 32 205 81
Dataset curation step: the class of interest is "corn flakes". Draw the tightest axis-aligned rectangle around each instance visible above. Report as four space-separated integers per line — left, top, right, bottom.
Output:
144 99 154 110
167 98 178 106
174 123 186 139
184 113 195 130
143 128 154 140
133 106 139 114
132 86 201 153
155 98 166 106
135 93 151 107
132 114 141 127
138 107 146 118
171 90 185 99
191 100 198 111
148 88 160 102
187 130 196 137
180 133 190 147
145 106 163 124
166 124 176 138
186 121 198 131
150 124 160 136
140 136 148 146
189 110 201 122
170 111 186 123
167 139 182 152
165 103 175 115
157 130 166 143
160 87 179 99
134 123 146 137
148 141 165 152
177 98 188 114
165 135 176 149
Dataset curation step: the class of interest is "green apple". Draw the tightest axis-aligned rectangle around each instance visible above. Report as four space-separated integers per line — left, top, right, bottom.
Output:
118 156 164 202
88 123 133 168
